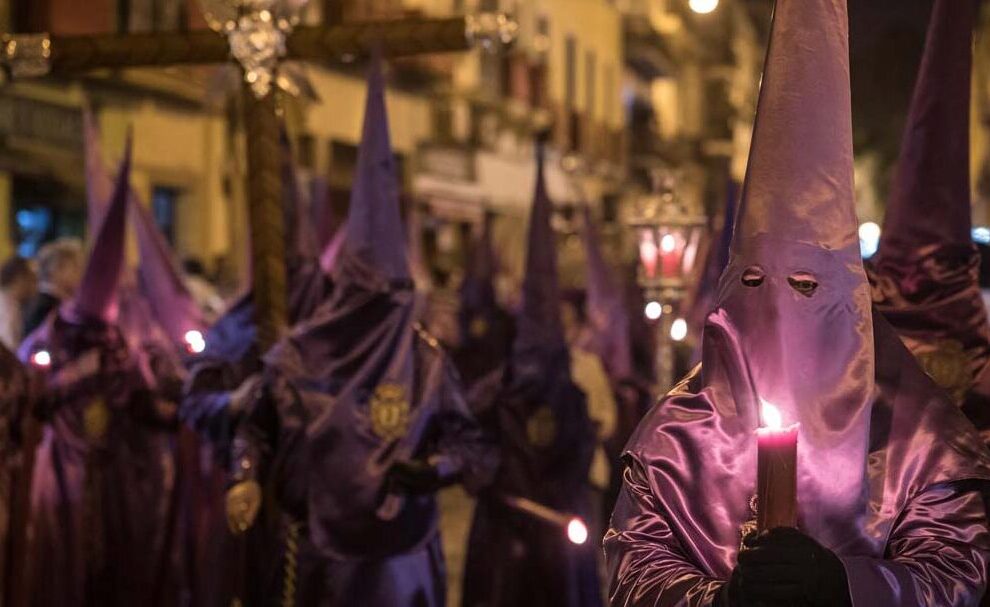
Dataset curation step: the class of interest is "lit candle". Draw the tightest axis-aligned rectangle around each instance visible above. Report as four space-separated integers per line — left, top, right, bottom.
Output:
659 233 683 278
756 399 798 531
639 233 659 279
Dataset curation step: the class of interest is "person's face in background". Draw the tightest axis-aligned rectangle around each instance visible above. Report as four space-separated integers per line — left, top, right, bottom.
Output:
53 254 83 298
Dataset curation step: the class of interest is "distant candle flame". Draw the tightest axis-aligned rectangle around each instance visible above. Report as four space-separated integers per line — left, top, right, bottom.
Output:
660 234 677 254
567 518 589 545
31 350 51 368
184 330 206 354
760 399 783 430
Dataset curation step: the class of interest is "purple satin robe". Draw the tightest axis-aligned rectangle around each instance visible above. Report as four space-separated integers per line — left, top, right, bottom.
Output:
463 139 602 607
251 255 497 606
0 343 33 605
607 313 990 606
19 312 181 606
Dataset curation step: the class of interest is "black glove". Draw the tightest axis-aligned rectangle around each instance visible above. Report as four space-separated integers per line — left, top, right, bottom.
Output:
735 527 852 607
386 459 445 495
713 565 743 607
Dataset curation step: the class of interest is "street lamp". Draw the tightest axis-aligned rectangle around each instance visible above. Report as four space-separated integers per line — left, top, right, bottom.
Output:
689 0 720 15
629 169 705 393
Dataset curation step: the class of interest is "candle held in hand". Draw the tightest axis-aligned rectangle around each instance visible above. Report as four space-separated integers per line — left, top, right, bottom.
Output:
756 399 798 531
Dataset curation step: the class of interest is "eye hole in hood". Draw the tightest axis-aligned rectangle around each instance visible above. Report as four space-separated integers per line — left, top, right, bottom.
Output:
788 272 819 297
742 266 765 288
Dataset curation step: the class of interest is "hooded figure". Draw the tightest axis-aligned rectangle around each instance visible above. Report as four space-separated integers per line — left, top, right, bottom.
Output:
19 143 182 606
229 53 496 606
176 130 336 607
867 0 990 437
686 182 738 360
605 1 990 606
0 342 40 607
452 212 515 398
181 127 333 450
462 140 601 607
582 205 634 383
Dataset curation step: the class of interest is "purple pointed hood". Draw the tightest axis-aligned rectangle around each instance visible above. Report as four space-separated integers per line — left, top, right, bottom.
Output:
459 212 498 323
260 55 486 561
608 2 990 598
877 0 976 252
73 133 132 323
867 0 990 411
131 194 206 348
281 131 321 262
516 140 563 355
582 205 632 380
83 104 112 242
338 51 410 286
686 181 738 351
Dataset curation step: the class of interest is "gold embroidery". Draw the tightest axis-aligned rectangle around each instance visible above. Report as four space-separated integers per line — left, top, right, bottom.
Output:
84 399 109 441
469 316 489 339
914 339 970 403
526 406 556 448
370 383 410 441
225 480 262 535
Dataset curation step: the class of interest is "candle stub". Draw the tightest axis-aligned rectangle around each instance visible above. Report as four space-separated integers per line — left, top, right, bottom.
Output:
756 401 798 531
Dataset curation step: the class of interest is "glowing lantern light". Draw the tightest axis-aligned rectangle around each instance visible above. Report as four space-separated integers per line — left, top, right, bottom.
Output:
567 518 589 545
31 350 51 368
184 330 207 354
660 233 677 254
689 0 719 14
670 318 688 342
858 221 881 259
645 301 663 321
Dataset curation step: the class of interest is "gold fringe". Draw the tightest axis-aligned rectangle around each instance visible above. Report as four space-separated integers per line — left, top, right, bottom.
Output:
281 520 302 607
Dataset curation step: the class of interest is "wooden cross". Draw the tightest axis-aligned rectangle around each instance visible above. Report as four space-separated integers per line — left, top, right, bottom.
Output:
0 6 514 348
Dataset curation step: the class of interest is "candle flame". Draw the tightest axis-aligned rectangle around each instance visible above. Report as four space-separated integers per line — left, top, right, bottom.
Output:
184 330 206 354
760 399 783 430
660 234 677 254
567 517 589 545
31 350 51 368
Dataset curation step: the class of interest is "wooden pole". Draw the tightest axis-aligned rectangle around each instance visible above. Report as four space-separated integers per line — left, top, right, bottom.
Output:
42 18 470 74
243 87 287 348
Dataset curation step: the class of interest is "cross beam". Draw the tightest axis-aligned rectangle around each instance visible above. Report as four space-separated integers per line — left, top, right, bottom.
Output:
21 18 473 73
0 14 506 348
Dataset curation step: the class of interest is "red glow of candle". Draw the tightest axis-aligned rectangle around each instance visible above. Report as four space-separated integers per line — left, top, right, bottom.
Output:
639 234 659 279
659 233 684 278
756 400 797 531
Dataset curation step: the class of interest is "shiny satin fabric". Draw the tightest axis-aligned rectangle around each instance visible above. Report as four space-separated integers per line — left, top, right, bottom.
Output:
606 0 990 605
263 255 496 560
869 243 990 407
866 0 990 436
462 141 601 607
0 343 34 606
251 255 495 605
607 313 990 606
18 312 182 606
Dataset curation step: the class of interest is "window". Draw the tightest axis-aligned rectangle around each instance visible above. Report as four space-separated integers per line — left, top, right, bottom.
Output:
152 186 181 245
565 36 578 110
604 64 615 125
585 50 597 119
